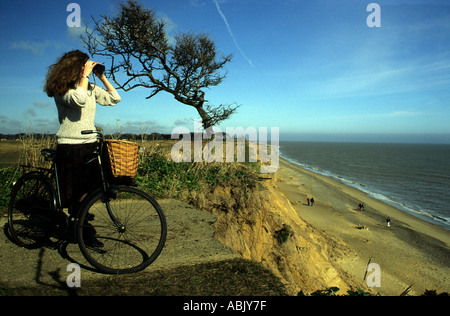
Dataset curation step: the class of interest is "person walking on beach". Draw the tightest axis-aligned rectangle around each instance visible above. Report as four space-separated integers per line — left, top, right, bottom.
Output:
310 197 315 206
307 198 310 206
386 217 391 228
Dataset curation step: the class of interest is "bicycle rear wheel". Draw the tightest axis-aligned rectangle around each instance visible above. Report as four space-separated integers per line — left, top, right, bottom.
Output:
77 186 167 274
8 173 56 248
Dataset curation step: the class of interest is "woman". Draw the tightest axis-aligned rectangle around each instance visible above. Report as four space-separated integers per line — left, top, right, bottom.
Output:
44 50 121 216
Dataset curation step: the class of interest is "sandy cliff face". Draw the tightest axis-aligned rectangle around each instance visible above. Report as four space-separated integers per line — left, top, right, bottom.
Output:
189 176 359 295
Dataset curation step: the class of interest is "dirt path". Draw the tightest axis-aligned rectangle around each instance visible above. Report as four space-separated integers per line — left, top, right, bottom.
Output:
0 199 239 289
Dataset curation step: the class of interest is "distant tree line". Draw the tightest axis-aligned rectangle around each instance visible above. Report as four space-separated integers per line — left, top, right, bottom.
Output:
0 132 247 142
0 133 174 141
0 134 47 141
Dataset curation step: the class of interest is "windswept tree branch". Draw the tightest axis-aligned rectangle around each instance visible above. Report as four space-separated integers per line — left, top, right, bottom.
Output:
81 0 238 128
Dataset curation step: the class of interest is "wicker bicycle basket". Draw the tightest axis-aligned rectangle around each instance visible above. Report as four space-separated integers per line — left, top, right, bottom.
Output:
104 140 140 181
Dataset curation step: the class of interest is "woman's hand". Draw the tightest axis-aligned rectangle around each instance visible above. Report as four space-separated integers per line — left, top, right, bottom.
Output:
79 61 99 90
81 60 116 93
82 60 100 78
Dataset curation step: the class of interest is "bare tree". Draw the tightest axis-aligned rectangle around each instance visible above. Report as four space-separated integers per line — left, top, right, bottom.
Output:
82 0 239 129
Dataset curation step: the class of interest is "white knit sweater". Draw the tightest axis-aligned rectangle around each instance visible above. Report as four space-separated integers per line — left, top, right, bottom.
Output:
55 84 121 145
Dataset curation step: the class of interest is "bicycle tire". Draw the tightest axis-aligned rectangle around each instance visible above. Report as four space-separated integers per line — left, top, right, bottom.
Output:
77 186 167 274
8 173 57 249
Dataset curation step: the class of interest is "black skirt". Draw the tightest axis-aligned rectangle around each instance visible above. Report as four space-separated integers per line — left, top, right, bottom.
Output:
56 142 101 215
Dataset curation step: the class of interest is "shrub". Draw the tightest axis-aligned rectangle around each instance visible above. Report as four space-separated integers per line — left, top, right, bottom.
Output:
0 167 21 214
135 154 258 199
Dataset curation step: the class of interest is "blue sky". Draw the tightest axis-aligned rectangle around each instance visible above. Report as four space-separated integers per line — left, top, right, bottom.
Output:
0 0 449 143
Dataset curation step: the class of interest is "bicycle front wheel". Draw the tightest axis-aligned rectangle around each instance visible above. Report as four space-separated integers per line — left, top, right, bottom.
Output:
77 186 167 274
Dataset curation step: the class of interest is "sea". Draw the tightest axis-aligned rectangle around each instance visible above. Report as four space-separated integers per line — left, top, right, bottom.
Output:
279 141 450 231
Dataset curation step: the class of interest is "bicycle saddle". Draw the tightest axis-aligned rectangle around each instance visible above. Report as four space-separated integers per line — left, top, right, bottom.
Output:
41 149 57 160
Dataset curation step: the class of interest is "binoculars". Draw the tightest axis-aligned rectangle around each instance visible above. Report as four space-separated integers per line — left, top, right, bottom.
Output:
93 64 106 75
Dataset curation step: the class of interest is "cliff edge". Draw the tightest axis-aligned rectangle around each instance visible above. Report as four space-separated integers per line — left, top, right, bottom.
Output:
189 174 363 295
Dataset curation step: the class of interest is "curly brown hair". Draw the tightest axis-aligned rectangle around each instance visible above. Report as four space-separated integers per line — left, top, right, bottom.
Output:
44 50 89 97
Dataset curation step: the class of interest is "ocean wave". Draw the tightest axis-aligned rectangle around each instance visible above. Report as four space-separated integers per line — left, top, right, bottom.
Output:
280 152 450 230
365 191 449 224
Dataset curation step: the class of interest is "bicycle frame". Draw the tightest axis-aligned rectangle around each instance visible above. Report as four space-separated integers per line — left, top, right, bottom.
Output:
19 130 127 232
80 130 126 231
10 130 167 273
19 160 61 213
21 130 109 214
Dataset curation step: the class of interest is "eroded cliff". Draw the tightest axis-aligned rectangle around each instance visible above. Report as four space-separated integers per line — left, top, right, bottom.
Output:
189 175 360 295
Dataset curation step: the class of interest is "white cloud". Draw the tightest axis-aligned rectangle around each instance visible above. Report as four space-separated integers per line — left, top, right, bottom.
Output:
10 40 61 55
189 0 208 7
0 116 59 134
174 118 194 127
304 57 450 100
25 108 36 117
157 12 178 46
33 100 52 108
67 24 86 40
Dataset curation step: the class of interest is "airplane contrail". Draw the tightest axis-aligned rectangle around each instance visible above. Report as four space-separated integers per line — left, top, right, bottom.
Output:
213 0 255 68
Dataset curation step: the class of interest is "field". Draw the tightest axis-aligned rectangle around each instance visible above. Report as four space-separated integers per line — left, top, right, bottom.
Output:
0 137 290 297
0 140 22 168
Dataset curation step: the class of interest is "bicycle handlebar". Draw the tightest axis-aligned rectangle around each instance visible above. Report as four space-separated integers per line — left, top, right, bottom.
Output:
81 130 98 135
81 129 105 139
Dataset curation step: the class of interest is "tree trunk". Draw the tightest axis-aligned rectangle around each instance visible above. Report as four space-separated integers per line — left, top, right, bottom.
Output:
195 103 212 129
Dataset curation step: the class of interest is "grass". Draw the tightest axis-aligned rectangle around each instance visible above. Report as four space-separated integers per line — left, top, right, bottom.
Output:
0 134 280 297
0 168 21 214
0 140 22 168
1 134 449 297
0 259 288 296
0 135 261 213
0 133 56 215
136 154 259 200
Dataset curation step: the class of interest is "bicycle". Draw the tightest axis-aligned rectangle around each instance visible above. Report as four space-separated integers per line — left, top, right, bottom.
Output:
8 130 167 274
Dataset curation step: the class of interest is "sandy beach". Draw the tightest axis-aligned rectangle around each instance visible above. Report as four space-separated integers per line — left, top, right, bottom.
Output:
276 158 450 296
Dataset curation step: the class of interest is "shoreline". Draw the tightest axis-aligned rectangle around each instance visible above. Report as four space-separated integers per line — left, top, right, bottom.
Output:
276 157 450 296
280 154 450 231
